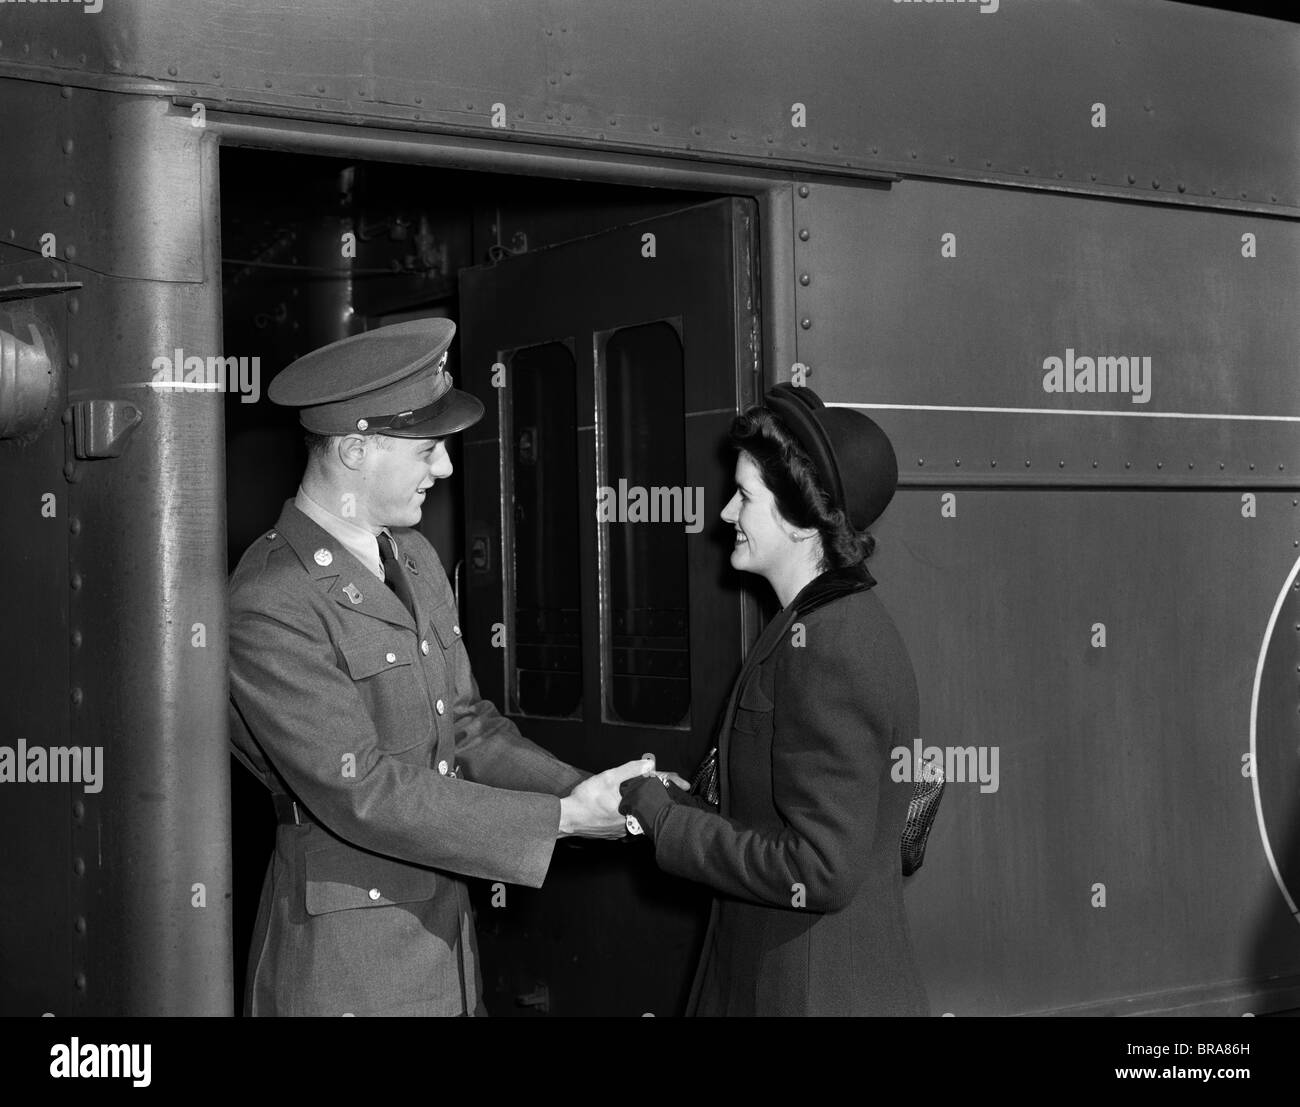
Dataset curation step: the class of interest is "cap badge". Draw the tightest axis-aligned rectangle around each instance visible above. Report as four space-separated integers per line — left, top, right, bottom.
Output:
313 548 333 567
343 583 363 604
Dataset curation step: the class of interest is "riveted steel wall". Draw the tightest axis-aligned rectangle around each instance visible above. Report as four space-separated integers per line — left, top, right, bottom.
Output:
0 0 1294 1019
0 289 74 1013
873 488 1300 1014
0 1 1295 215
793 178 1300 489
794 174 1300 1013
0 81 231 1015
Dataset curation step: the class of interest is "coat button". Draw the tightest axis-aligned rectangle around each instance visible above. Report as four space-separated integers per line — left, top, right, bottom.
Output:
368 888 381 901
452 624 461 636
438 760 449 775
435 698 445 714
421 640 429 655
265 531 277 540
386 652 397 663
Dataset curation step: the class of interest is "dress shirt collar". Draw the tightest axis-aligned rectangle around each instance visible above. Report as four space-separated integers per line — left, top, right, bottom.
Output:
294 485 397 582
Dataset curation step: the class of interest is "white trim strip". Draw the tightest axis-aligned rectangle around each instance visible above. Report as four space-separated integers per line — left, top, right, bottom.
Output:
1250 554 1300 926
828 401 1300 424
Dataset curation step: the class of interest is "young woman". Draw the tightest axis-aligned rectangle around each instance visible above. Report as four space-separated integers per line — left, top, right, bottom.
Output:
620 383 929 1016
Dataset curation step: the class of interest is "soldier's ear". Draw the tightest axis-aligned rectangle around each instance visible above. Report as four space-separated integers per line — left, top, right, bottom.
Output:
336 434 369 470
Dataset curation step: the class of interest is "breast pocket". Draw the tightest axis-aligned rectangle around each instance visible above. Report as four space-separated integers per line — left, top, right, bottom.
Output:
427 603 461 651
338 633 415 680
303 835 438 916
424 603 464 690
732 678 774 735
337 632 428 754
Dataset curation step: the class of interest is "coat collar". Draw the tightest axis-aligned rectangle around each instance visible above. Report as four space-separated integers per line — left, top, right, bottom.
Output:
272 500 417 631
791 561 876 619
747 561 877 669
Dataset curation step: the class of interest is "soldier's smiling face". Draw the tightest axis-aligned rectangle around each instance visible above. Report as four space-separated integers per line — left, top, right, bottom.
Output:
362 435 453 527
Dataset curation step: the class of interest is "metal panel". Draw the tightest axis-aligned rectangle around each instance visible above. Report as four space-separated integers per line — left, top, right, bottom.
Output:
0 85 232 1014
0 77 203 283
460 197 757 774
0 295 73 1016
0 1 1295 214
794 177 1300 488
458 198 758 1014
875 488 1300 1015
1254 552 1300 940
67 95 231 1016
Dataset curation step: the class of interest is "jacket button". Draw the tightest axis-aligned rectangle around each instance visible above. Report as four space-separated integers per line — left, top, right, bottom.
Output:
385 652 397 663
421 640 429 655
435 698 445 714
452 624 461 636
368 888 381 901
438 760 449 775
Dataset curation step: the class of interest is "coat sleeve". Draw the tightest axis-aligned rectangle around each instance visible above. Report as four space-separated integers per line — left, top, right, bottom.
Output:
638 609 894 912
229 585 564 888
421 572 588 797
449 666 588 796
667 789 718 813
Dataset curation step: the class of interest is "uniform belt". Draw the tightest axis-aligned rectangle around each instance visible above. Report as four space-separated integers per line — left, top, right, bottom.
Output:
271 793 314 826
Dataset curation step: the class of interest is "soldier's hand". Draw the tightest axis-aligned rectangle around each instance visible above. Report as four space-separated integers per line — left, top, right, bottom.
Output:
639 751 689 790
558 759 654 838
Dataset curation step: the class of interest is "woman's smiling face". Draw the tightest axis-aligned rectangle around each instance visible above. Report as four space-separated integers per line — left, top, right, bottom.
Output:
720 452 806 583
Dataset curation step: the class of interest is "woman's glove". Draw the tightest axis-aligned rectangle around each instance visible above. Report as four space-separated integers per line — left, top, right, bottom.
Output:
619 774 674 839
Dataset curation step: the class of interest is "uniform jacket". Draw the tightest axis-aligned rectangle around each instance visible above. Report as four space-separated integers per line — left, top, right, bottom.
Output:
625 564 930 1016
228 501 585 1016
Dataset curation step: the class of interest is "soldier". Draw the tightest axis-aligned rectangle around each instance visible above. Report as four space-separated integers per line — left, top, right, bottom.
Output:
228 318 650 1016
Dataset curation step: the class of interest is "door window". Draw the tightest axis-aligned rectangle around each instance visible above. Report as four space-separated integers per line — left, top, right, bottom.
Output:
504 341 583 718
597 320 691 727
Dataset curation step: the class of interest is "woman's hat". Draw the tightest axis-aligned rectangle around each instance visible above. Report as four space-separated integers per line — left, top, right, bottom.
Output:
763 383 898 530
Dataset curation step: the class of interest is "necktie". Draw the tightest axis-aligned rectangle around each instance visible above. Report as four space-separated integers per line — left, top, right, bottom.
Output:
377 533 416 621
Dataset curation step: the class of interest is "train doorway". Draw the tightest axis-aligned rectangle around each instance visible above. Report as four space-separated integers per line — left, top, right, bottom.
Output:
220 150 759 1014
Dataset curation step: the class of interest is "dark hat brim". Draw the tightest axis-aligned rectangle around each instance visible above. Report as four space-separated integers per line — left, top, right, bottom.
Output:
379 385 485 439
763 382 898 531
764 384 847 512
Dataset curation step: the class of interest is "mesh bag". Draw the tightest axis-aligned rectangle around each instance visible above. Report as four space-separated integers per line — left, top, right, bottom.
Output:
901 756 945 876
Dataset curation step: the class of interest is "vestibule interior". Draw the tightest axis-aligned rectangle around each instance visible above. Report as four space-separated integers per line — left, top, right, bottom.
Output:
218 147 723 1011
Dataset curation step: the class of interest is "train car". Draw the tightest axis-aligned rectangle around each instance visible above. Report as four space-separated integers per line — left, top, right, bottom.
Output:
0 0 1297 1019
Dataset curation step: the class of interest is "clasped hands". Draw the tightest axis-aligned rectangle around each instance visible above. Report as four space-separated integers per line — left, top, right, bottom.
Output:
558 754 689 838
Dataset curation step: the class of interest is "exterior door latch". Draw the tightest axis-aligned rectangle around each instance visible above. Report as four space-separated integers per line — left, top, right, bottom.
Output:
63 399 144 470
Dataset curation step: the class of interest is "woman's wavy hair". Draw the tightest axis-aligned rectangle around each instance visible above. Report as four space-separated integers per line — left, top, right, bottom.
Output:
728 406 875 570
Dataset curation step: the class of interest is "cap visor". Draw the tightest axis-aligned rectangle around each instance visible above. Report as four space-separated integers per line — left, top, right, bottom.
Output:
382 388 485 438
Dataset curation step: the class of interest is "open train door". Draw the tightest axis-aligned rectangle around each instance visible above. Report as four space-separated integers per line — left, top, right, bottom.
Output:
458 196 760 1015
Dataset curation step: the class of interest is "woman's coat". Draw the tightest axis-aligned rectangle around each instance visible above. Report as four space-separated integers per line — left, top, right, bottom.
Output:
625 564 930 1016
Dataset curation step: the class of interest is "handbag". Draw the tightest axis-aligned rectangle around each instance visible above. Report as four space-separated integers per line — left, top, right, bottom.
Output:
900 756 944 876
688 744 944 876
688 745 720 807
